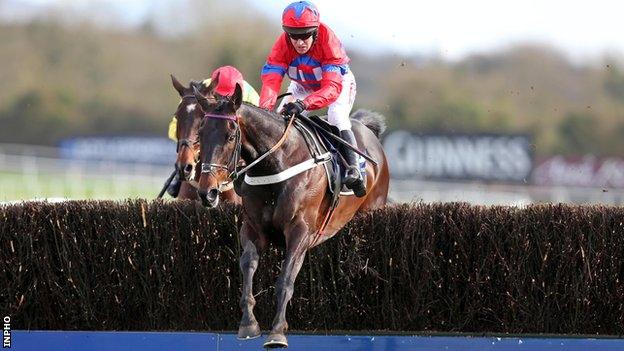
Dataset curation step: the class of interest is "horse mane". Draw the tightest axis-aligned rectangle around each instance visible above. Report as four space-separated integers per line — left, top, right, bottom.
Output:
239 104 387 139
240 102 283 121
350 109 387 138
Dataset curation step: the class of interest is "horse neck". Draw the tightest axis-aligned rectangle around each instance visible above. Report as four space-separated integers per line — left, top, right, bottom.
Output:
237 104 304 173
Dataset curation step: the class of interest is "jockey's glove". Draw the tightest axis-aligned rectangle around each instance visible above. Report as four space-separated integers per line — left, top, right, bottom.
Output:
281 100 306 118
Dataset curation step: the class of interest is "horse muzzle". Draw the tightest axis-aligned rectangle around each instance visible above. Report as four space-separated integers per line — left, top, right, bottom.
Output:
176 162 196 181
198 187 220 208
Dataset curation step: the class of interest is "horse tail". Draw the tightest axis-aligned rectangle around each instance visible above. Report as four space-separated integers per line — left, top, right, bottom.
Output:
350 109 386 139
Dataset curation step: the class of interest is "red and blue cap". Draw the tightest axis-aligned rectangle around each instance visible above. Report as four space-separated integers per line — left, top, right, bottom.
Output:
282 1 320 34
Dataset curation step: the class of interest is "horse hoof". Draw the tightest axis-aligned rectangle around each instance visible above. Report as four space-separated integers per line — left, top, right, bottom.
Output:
263 333 288 348
237 323 261 340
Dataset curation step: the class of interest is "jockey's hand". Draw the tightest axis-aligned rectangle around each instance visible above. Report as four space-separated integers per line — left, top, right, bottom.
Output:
281 100 306 118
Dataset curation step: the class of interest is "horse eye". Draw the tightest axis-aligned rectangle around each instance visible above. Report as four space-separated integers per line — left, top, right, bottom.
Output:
227 134 236 142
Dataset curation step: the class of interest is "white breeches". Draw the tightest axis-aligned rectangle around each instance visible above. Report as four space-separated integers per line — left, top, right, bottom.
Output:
278 71 357 131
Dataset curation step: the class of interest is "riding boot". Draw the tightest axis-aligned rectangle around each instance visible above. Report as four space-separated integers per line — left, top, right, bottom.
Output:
339 129 366 197
166 173 181 198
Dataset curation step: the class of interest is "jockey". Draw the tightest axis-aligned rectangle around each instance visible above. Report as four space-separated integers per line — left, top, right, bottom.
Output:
167 65 259 197
167 66 259 141
259 1 365 197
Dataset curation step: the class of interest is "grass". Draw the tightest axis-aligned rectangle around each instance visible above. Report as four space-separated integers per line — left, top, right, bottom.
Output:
0 171 166 201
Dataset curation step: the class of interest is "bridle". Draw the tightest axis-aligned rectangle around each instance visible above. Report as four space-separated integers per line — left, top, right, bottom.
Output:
200 113 242 186
200 110 297 185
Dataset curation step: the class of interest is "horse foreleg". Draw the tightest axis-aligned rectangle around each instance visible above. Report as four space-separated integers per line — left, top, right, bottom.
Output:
264 219 309 348
237 222 262 340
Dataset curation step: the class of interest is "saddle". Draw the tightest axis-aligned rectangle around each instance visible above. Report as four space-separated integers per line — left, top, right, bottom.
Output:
293 115 367 204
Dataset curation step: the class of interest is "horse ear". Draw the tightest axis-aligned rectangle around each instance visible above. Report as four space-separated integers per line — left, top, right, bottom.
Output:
171 74 186 97
231 83 243 110
193 86 210 112
205 73 219 95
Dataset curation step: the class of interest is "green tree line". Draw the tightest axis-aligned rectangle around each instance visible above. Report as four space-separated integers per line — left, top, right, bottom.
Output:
0 17 623 156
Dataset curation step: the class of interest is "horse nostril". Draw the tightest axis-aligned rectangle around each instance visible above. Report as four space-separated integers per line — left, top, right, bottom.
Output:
207 188 219 202
198 188 219 207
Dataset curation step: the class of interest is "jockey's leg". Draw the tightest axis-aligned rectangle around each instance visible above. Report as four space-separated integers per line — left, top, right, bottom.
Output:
339 129 366 196
327 71 366 197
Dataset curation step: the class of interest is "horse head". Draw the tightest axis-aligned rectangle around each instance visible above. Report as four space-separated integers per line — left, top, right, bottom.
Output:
194 83 243 208
170 74 218 182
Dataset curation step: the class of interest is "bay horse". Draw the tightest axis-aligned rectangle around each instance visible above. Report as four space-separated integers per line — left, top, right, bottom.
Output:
170 75 240 203
193 84 389 348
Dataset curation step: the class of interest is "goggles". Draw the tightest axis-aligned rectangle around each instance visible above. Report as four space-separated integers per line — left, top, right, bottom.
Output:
287 31 316 41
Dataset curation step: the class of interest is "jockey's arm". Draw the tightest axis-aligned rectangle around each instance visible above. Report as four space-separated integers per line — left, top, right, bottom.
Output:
259 35 289 110
259 66 286 110
302 69 343 110
303 26 349 111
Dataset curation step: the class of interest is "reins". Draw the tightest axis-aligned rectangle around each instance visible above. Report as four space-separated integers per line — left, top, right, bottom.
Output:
230 113 297 180
199 111 297 190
